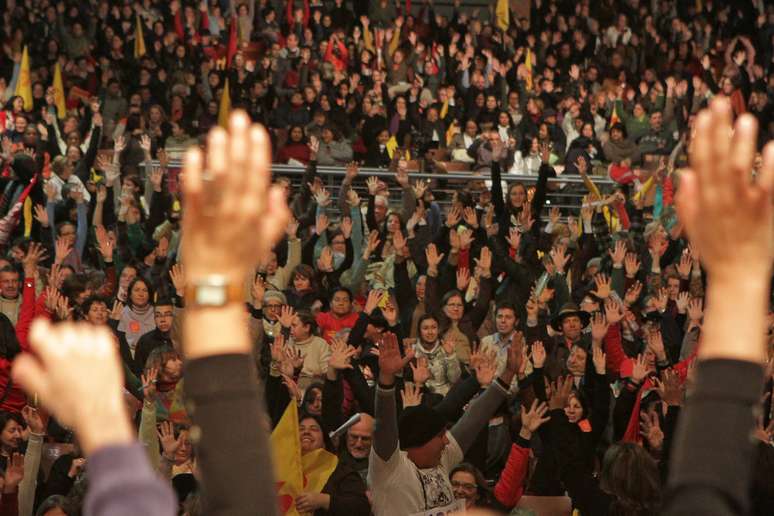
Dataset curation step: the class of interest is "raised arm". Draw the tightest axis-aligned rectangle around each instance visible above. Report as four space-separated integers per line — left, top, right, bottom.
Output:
664 99 774 515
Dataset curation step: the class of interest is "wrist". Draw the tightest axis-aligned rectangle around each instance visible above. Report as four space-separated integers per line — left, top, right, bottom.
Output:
518 427 533 440
378 373 395 388
77 409 134 456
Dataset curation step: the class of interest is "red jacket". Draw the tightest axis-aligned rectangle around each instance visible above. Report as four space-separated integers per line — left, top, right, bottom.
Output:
494 440 530 508
0 278 38 413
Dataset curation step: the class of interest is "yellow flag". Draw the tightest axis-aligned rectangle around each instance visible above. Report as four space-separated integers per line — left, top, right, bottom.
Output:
53 62 66 119
218 79 231 128
525 48 534 91
271 402 304 515
23 197 32 237
439 100 448 120
385 135 398 159
495 0 509 31
270 402 338 515
15 46 32 111
134 15 146 58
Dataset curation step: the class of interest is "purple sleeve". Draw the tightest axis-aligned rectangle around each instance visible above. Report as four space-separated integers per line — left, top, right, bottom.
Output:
84 443 176 516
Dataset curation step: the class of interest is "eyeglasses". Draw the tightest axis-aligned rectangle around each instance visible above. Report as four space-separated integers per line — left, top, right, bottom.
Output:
451 481 477 491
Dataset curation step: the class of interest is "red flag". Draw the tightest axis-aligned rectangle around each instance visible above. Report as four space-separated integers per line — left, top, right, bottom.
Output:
227 15 238 68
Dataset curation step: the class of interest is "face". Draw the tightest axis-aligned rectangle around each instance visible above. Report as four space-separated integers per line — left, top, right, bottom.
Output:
154 305 174 333
175 429 192 462
666 277 681 300
87 301 109 325
495 308 516 336
419 318 439 344
567 346 587 376
465 121 478 136
346 417 374 459
443 295 464 322
509 185 527 207
289 126 303 142
451 471 479 508
562 315 582 340
293 274 311 292
0 271 19 299
130 281 149 307
161 356 183 383
387 213 401 233
0 419 22 452
290 316 311 340
299 417 324 454
564 394 583 423
331 291 352 316
650 112 662 130
416 275 426 300
374 199 388 222
119 266 137 290
610 128 623 142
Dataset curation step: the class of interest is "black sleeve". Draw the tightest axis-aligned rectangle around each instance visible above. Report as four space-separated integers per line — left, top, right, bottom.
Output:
322 376 344 434
433 375 481 422
184 354 279 516
612 382 641 441
341 363 375 416
662 360 764 516
43 455 76 499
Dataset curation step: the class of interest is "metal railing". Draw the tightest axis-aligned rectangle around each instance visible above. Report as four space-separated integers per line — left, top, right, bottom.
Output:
157 161 617 214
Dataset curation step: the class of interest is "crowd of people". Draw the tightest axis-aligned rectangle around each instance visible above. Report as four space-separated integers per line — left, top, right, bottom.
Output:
0 0 772 515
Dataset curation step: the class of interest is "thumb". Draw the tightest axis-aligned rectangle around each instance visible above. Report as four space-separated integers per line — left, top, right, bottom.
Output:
12 355 51 408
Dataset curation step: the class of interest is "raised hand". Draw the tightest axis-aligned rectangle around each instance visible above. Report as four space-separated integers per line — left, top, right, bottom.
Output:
591 274 612 299
110 300 124 321
640 409 664 451
604 297 624 324
400 382 423 408
11 320 134 455
456 267 471 292
590 312 609 343
624 253 641 278
425 244 445 273
506 227 521 251
21 405 45 435
475 246 492 276
364 289 383 315
462 207 478 228
315 213 329 236
251 274 265 306
548 375 573 410
531 341 546 369
317 246 334 272
654 368 683 406
180 110 289 292
157 421 183 460
33 204 49 227
549 244 569 273
278 305 295 328
445 206 462 228
609 239 627 268
624 281 643 306
592 344 606 375
471 348 497 386
686 297 703 324
22 242 47 277
141 367 158 400
675 291 690 313
378 332 414 385
410 356 431 386
329 338 357 370
169 264 185 297
519 400 550 439
3 452 24 491
631 354 649 383
366 176 379 196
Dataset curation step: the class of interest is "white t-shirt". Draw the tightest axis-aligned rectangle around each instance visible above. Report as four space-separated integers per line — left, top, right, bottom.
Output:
368 432 465 516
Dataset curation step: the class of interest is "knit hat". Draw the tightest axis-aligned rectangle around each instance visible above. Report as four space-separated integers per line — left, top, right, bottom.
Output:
398 405 447 449
264 290 287 305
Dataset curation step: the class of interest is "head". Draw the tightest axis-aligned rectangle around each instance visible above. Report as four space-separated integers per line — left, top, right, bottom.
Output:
564 391 585 423
345 413 374 459
442 291 465 322
263 291 285 322
119 265 138 292
299 413 331 454
374 195 388 222
417 314 440 346
290 310 317 341
562 315 583 340
292 265 315 292
302 386 323 417
400 406 448 468
0 412 24 453
0 268 19 300
450 463 490 509
127 277 153 309
146 347 183 383
330 287 353 317
154 300 174 333
82 295 109 326
508 183 527 208
599 443 662 513
495 303 518 336
567 344 588 377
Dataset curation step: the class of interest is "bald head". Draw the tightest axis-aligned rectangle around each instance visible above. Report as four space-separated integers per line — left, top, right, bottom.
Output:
346 413 374 459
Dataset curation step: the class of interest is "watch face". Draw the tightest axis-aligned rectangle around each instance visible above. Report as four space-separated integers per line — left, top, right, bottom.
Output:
196 285 226 306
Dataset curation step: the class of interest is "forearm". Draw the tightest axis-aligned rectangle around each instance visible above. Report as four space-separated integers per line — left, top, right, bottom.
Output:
373 385 398 461
184 353 277 516
19 432 43 516
449 380 508 453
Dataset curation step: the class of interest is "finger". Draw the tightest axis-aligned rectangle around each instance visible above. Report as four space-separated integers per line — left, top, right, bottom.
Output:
11 354 51 405
758 141 774 200
708 97 733 186
729 114 759 197
206 125 228 181
182 147 203 215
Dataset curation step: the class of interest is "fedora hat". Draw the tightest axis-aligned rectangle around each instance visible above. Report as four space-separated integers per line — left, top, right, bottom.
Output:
550 303 591 332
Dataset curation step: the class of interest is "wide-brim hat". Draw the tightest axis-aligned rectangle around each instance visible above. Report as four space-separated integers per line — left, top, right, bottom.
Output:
550 303 591 332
